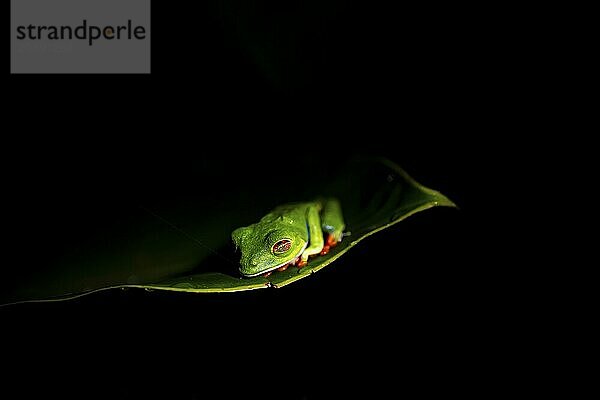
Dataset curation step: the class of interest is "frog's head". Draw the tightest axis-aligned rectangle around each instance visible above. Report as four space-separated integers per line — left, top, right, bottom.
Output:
232 222 307 277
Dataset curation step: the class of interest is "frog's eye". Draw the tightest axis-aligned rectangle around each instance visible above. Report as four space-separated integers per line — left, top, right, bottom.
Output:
272 239 292 255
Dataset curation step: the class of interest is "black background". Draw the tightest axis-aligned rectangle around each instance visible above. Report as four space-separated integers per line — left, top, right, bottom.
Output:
3 1 499 398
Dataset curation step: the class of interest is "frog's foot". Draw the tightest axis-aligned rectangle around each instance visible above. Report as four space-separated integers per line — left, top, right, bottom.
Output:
262 271 273 278
320 234 341 255
297 253 323 267
277 263 289 272
327 233 339 248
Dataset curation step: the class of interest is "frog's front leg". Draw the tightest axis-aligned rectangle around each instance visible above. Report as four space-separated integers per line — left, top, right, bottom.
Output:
297 203 325 268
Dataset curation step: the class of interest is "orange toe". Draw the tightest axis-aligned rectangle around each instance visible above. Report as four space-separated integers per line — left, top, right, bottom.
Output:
326 234 338 247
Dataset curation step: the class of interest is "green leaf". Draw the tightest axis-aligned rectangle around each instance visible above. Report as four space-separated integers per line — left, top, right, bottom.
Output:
2 157 455 305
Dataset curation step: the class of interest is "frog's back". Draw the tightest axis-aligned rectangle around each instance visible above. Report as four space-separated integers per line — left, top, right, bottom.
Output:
260 201 317 224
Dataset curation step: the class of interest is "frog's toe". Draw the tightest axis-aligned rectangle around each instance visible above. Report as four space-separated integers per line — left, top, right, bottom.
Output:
326 234 339 248
277 263 289 272
320 245 331 256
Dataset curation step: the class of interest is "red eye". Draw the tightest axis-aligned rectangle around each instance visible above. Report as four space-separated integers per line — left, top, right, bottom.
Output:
272 239 292 254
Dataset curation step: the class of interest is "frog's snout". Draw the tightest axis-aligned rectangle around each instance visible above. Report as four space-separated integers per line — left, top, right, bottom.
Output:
239 256 260 273
238 256 254 269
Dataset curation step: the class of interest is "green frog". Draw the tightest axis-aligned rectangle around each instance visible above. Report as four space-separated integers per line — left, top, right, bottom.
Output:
232 198 345 277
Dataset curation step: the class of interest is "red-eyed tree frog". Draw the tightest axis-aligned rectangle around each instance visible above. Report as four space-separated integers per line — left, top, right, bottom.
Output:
232 198 346 277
